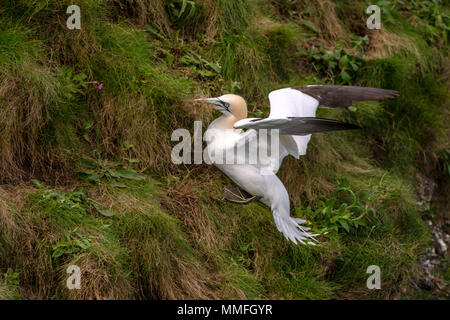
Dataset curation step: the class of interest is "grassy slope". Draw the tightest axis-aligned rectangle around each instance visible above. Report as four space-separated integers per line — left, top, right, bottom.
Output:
0 0 448 299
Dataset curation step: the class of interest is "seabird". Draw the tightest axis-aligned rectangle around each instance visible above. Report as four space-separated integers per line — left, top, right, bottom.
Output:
195 86 398 244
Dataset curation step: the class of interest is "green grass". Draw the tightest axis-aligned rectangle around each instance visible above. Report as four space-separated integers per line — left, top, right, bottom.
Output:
0 0 448 300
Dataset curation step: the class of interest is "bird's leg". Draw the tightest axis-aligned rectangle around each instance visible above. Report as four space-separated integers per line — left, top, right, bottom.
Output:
222 185 257 204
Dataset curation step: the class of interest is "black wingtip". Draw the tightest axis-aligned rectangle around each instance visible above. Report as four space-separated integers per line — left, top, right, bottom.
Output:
292 85 400 108
320 119 362 132
283 117 362 135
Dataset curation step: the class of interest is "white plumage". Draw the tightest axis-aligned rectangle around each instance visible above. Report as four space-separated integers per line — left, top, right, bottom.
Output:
194 85 398 244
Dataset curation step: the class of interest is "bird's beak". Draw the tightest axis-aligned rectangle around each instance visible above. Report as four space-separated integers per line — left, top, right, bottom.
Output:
192 97 230 114
193 98 222 106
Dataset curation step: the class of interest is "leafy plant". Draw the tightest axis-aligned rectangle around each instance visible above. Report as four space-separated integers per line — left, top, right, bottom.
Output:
59 67 88 100
297 181 376 234
145 25 221 79
382 0 449 43
301 20 319 35
250 109 264 117
76 153 145 188
299 40 366 84
409 0 449 43
1 268 22 300
51 229 93 260
166 0 202 26
3 268 20 288
122 141 140 165
225 80 242 93
371 0 399 21
180 49 222 78
351 35 369 53
31 180 114 217
80 120 94 143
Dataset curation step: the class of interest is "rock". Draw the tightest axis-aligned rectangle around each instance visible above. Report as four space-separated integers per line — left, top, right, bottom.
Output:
436 238 447 255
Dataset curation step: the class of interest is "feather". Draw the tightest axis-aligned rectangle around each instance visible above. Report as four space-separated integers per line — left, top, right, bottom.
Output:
292 85 398 108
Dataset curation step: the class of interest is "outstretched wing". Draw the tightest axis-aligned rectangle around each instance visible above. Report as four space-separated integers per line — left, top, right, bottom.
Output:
235 117 360 136
292 85 399 108
234 86 398 160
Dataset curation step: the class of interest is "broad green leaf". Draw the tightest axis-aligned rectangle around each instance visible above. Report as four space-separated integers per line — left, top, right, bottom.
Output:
340 70 351 82
330 215 339 223
301 20 319 33
109 181 128 188
179 0 188 17
80 158 99 169
339 220 350 232
109 168 145 181
31 179 43 187
83 134 91 142
81 121 94 131
185 1 197 21
126 158 140 163
123 141 134 149
92 203 114 217
339 55 349 67
198 69 215 77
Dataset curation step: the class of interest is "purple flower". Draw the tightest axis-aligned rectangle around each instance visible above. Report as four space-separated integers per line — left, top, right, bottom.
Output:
93 82 103 90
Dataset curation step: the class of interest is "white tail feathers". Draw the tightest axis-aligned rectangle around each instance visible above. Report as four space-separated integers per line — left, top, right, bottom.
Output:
273 212 318 245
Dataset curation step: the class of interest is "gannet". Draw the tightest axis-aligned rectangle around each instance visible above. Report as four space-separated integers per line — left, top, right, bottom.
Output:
195 86 398 244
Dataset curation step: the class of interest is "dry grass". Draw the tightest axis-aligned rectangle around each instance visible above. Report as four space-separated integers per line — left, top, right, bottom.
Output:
110 0 171 35
298 0 349 42
97 181 220 299
0 69 67 183
158 178 218 250
62 252 135 300
0 185 135 299
365 28 421 60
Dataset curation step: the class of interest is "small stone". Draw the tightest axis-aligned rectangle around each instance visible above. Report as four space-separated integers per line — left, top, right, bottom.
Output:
436 239 447 255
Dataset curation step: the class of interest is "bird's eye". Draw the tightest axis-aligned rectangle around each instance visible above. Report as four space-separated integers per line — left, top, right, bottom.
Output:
217 98 231 112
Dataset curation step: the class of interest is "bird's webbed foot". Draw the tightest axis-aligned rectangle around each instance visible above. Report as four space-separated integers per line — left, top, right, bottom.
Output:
222 185 257 204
